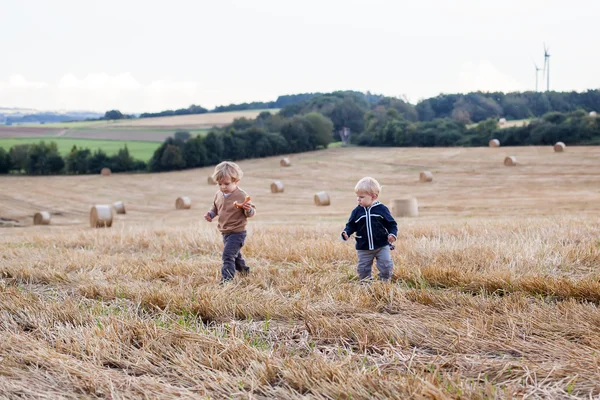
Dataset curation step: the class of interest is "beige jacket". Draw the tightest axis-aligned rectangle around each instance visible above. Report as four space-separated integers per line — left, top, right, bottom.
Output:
209 187 256 233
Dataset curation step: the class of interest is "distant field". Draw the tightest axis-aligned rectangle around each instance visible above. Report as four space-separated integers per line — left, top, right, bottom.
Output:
0 138 160 161
0 127 62 138
18 120 115 129
0 125 210 142
18 110 277 129
108 109 279 129
467 118 531 129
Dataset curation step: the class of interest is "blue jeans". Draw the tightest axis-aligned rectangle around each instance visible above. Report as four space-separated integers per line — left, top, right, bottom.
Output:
221 231 249 280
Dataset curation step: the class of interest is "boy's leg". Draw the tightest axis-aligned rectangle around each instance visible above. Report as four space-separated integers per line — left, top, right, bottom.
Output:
234 232 249 275
356 249 376 282
221 232 246 281
374 246 394 281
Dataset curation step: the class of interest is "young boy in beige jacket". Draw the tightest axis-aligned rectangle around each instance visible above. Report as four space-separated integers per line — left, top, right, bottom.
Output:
204 161 256 283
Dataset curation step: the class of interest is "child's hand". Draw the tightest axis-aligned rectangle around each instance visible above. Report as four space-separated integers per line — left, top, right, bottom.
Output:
342 232 349 240
204 212 213 222
242 202 253 212
388 235 396 244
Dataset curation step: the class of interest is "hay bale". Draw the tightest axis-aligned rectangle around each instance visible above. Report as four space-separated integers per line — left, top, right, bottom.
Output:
280 157 291 167
489 139 500 147
590 111 597 117
419 171 433 182
392 198 418 217
314 191 330 206
208 176 217 185
499 118 507 126
504 156 517 166
113 201 126 214
554 142 566 152
270 181 284 193
90 205 113 228
100 168 111 176
33 211 50 225
176 196 192 210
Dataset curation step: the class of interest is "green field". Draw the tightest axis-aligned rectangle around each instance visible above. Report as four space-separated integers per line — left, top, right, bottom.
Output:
0 138 161 161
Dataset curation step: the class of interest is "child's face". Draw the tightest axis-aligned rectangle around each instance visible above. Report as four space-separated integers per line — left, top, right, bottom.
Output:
356 191 377 207
218 177 238 194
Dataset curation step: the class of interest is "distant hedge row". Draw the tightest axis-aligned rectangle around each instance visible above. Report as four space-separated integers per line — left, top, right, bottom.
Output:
0 143 146 175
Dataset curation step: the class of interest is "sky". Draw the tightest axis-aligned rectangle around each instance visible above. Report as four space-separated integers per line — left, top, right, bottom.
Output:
1 0 599 113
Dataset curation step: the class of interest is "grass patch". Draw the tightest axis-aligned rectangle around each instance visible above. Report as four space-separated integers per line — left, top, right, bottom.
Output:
0 137 161 161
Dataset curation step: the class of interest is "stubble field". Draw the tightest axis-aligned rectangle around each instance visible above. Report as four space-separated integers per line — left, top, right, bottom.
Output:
1 146 600 399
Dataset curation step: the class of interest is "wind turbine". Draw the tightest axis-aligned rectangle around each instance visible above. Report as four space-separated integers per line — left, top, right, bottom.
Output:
543 43 551 91
534 62 542 92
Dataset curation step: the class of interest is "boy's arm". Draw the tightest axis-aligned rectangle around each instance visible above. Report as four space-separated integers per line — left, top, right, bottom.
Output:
382 206 398 239
209 194 218 218
341 209 357 241
244 205 256 218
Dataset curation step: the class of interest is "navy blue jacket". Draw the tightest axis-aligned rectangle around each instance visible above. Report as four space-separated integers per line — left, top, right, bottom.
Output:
341 201 398 250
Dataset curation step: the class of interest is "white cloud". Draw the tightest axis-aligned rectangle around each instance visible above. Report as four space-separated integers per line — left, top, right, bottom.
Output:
0 73 217 113
5 74 47 89
457 60 523 93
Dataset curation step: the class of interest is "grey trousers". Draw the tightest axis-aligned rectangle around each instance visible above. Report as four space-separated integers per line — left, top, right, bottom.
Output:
357 246 393 282
221 231 248 280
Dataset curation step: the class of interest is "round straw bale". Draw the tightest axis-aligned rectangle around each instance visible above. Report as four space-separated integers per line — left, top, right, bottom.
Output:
419 171 433 182
314 191 330 206
504 156 517 166
489 139 500 147
33 211 51 225
554 142 566 152
590 111 597 117
280 157 291 167
90 205 113 228
392 198 418 217
208 176 217 185
271 181 284 193
100 167 111 176
176 196 192 210
499 118 507 126
113 201 126 214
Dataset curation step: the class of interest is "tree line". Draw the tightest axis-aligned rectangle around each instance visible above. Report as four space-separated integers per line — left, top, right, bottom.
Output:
127 89 600 124
2 90 600 175
0 143 146 175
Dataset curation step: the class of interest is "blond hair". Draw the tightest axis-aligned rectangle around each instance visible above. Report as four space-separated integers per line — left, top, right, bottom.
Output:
354 177 381 196
212 161 243 183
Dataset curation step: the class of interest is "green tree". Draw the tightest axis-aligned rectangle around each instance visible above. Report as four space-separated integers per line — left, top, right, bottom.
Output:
183 136 208 168
280 116 312 153
65 145 92 174
110 145 134 172
160 144 186 170
329 98 366 135
304 112 334 148
8 144 30 172
26 142 64 175
174 130 191 142
0 147 10 173
203 131 224 165
88 149 111 174
104 110 124 120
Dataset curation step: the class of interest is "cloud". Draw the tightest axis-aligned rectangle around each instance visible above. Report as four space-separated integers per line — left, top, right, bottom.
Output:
4 74 48 89
457 60 523 93
0 73 213 113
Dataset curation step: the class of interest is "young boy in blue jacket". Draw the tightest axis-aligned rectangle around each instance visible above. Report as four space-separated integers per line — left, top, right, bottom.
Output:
341 177 397 282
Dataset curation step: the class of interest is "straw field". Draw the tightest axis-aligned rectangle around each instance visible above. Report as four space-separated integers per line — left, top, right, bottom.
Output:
1 146 600 398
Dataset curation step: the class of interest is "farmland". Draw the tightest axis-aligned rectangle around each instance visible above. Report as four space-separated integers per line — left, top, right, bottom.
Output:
0 110 277 161
0 137 161 161
0 110 276 160
1 146 600 398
